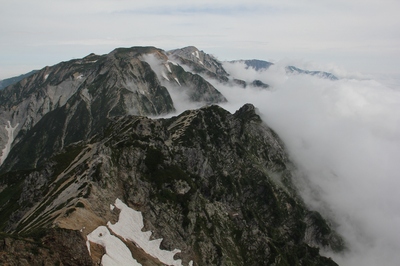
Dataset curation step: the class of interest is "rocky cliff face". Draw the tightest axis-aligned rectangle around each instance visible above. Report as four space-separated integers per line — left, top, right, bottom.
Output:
0 104 343 265
0 46 344 265
168 46 229 83
0 46 225 168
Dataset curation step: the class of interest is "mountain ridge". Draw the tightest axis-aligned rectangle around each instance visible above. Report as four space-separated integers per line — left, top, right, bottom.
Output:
0 46 226 168
0 45 344 265
0 70 38 90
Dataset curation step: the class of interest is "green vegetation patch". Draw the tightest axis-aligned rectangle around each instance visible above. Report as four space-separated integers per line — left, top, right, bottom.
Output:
0 181 23 231
52 144 85 177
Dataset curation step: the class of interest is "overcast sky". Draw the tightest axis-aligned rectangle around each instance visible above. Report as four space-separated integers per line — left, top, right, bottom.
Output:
1 0 400 79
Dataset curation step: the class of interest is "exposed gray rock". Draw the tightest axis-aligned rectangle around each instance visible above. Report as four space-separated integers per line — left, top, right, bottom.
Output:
0 46 226 170
0 104 343 265
168 46 229 82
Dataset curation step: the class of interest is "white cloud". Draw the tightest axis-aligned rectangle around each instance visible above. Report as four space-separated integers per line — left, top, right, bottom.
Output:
208 63 400 266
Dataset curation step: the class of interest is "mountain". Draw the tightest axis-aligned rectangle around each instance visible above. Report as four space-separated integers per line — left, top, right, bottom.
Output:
0 46 226 169
0 70 38 90
0 46 344 265
231 59 274 71
168 46 229 83
286 66 339 80
225 59 337 89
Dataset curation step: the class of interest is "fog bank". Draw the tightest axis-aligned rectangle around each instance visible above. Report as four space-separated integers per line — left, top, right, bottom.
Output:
215 62 400 265
151 57 400 265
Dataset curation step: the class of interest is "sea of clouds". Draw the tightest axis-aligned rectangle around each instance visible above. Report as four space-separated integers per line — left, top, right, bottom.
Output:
159 58 400 265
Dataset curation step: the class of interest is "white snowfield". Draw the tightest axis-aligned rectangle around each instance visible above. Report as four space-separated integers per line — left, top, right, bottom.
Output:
87 226 141 266
0 121 19 165
192 51 200 59
87 198 190 266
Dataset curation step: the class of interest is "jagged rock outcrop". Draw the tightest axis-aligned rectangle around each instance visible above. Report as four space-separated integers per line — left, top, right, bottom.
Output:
231 79 270 89
162 61 226 103
0 103 343 265
168 46 229 82
251 79 269 89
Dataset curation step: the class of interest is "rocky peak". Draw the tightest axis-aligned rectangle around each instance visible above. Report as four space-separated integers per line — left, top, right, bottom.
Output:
168 46 229 82
233 103 262 122
167 46 201 59
109 46 168 61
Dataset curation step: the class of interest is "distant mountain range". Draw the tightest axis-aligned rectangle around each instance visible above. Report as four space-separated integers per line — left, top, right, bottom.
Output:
230 59 274 71
285 65 338 80
0 70 38 90
230 59 339 80
0 46 343 265
0 55 338 91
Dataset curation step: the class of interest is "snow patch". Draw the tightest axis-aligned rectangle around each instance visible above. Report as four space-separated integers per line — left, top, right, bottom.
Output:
192 50 200 59
165 63 172 73
108 199 183 266
86 240 91 255
168 60 178 66
174 78 181 86
110 204 115 211
87 226 142 266
73 72 83 80
87 199 189 266
44 74 49 81
0 121 19 165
